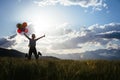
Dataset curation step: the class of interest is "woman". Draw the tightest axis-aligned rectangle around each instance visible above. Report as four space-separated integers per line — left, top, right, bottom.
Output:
24 33 45 60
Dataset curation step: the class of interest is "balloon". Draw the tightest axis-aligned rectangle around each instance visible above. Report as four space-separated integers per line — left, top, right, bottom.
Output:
17 29 22 33
21 28 25 31
22 22 27 28
16 23 22 29
24 28 28 33
16 22 28 34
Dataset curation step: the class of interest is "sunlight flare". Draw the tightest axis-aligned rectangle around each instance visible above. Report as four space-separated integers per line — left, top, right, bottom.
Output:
30 13 58 35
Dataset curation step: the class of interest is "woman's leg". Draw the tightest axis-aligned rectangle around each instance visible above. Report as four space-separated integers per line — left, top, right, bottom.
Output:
33 47 38 59
28 48 32 60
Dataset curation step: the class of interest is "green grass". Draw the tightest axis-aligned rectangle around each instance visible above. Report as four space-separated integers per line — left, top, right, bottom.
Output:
0 58 120 80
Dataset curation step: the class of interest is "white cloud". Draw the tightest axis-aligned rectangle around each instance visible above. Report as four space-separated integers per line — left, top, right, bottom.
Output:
106 41 120 50
34 0 107 11
48 22 120 53
0 22 120 54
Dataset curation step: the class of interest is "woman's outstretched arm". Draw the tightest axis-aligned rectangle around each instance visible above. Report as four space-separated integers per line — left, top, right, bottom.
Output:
36 35 45 41
24 33 30 40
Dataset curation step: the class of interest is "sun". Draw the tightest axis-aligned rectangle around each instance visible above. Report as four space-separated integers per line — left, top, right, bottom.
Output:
18 7 66 54
22 7 63 35
30 12 59 35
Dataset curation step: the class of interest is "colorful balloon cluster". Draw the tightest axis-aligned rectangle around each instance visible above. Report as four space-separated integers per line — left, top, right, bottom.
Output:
16 22 28 34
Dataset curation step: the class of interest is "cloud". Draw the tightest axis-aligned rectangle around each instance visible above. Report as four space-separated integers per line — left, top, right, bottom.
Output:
34 0 107 11
8 34 17 39
51 41 82 50
96 31 120 39
0 22 120 54
89 23 120 33
50 23 120 51
0 34 17 48
106 42 120 50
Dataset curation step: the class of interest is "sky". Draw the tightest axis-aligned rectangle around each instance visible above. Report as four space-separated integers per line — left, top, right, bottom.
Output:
0 0 120 59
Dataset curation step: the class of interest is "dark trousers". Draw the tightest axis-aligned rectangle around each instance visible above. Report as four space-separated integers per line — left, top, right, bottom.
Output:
28 47 38 60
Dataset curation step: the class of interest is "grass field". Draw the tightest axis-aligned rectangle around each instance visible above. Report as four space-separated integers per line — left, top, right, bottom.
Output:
0 58 120 80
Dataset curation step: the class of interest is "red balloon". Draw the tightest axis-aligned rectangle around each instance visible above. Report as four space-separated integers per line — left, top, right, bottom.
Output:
17 29 22 33
22 22 27 28
24 28 28 33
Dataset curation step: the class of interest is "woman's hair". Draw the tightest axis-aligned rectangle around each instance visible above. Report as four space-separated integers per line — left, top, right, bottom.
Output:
32 34 36 38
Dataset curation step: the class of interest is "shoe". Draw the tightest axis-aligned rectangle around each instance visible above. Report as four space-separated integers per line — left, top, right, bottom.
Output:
38 52 42 56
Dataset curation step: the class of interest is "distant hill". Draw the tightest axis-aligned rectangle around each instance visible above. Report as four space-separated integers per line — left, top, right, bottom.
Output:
0 47 25 58
0 47 59 60
39 56 60 60
44 49 120 60
1 47 119 60
79 49 120 60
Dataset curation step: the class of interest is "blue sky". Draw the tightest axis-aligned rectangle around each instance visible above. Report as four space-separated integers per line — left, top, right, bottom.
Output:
0 0 120 58
0 0 120 37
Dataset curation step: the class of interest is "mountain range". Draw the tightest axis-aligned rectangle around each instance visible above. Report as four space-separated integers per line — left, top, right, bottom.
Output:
0 47 120 60
0 47 59 60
